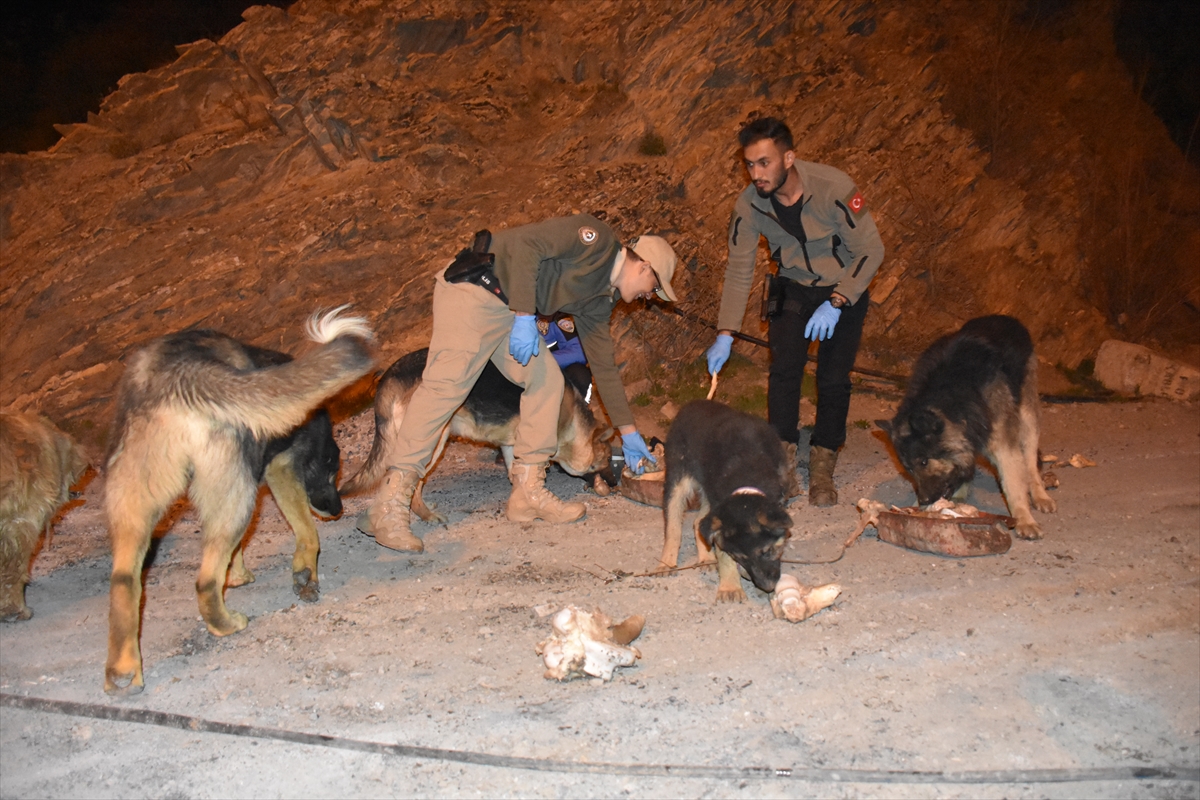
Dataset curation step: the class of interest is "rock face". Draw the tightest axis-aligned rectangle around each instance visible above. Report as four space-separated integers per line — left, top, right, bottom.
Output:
1 0 1195 446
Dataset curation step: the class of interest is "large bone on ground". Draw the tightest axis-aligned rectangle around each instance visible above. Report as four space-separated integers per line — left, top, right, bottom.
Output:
844 498 888 547
535 606 644 681
770 574 842 622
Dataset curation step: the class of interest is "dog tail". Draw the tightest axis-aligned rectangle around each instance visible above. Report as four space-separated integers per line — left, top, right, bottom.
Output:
338 417 388 495
339 349 426 494
339 379 399 495
190 306 374 441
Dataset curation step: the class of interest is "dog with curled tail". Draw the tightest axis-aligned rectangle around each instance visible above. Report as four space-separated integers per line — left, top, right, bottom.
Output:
103 306 374 696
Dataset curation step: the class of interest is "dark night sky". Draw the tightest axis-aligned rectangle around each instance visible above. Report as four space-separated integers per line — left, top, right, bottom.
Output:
0 0 286 153
1114 0 1200 161
1 0 1197 157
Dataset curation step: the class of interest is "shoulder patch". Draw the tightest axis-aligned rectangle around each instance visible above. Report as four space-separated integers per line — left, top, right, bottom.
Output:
578 226 598 245
845 190 866 216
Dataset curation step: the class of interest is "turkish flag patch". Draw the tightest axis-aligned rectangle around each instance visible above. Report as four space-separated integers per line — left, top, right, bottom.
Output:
847 191 866 215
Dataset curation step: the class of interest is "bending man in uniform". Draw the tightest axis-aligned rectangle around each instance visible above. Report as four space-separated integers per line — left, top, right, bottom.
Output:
706 117 885 506
367 215 677 551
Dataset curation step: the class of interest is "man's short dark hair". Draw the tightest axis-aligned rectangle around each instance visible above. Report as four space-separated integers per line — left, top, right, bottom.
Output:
738 117 794 151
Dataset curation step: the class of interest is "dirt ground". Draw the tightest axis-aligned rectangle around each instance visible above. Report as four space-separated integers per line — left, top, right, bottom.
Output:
1 388 1198 799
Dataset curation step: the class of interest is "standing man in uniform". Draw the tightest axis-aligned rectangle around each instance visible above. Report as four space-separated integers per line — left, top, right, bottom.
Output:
706 117 884 506
366 214 677 551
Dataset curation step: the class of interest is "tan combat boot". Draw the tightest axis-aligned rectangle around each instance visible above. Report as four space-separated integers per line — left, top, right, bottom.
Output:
808 445 839 507
364 468 425 551
782 442 801 499
507 462 586 523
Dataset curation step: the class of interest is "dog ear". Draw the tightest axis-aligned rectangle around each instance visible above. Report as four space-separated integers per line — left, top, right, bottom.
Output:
757 508 793 531
759 507 793 538
698 514 722 548
911 408 944 437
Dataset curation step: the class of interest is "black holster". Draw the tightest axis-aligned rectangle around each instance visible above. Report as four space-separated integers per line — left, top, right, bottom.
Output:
761 272 785 321
445 229 508 304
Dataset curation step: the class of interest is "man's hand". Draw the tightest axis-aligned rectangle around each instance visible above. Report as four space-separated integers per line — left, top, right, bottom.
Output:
805 301 841 341
510 314 539 365
620 431 655 475
706 333 734 375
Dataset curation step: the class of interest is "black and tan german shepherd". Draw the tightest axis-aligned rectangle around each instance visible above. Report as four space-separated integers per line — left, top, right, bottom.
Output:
880 315 1056 540
103 307 373 695
654 400 793 603
341 348 613 522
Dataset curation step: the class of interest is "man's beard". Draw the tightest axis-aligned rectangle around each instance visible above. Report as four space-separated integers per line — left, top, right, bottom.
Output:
753 168 787 198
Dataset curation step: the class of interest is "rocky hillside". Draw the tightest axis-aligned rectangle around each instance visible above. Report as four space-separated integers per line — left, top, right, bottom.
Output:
2 0 1197 447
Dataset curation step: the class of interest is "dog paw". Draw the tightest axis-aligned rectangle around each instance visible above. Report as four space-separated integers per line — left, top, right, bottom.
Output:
1033 496 1057 513
104 670 144 696
293 569 320 603
715 587 747 604
1014 521 1044 540
414 506 448 524
207 610 249 637
0 606 33 622
226 567 256 588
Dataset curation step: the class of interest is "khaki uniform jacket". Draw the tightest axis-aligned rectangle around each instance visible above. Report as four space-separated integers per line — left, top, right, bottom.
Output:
717 159 885 332
491 214 635 428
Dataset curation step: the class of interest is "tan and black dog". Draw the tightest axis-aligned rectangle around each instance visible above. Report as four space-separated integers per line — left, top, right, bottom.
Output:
0 412 88 621
103 307 373 695
654 400 793 603
879 315 1056 540
341 347 613 522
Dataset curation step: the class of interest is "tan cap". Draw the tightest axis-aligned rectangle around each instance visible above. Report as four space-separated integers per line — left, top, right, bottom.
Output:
630 234 678 302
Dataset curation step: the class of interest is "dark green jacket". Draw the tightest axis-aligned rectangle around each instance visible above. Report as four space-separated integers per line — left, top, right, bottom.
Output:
491 214 634 428
717 159 885 332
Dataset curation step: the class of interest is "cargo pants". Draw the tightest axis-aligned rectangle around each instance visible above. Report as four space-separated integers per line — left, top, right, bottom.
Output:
386 268 563 476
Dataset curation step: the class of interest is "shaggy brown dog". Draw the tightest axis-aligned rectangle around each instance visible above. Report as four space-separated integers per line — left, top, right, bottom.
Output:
0 412 88 621
880 315 1056 540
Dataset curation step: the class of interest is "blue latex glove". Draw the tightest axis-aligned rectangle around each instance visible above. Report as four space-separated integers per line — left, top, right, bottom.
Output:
509 315 539 365
620 431 655 475
804 301 842 341
706 334 733 375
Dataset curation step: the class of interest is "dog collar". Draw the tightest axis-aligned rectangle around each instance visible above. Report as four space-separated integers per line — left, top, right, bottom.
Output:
731 486 766 497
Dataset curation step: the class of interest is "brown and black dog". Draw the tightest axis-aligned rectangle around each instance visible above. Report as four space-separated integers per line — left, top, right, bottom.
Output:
103 307 374 695
879 315 1056 540
0 412 88 621
654 400 793 603
341 347 613 521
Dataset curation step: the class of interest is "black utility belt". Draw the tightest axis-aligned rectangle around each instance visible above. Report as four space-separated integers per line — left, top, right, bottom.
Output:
761 273 837 320
445 228 508 304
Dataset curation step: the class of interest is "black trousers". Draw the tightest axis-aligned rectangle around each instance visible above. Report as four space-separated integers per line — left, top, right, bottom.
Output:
767 280 869 450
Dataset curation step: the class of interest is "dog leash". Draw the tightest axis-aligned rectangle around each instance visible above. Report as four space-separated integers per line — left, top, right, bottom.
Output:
583 539 852 585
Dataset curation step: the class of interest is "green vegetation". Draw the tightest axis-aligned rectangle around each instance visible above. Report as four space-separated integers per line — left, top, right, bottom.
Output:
643 354 772 421
1055 359 1114 398
728 385 767 416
